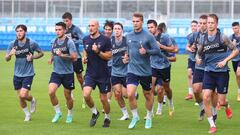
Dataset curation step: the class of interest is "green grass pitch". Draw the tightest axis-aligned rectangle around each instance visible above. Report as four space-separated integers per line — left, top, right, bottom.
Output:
0 51 239 135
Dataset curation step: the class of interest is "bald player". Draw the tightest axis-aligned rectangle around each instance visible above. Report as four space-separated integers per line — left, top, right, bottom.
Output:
82 20 112 127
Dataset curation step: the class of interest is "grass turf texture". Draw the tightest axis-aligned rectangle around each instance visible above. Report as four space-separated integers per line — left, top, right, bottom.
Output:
0 51 239 135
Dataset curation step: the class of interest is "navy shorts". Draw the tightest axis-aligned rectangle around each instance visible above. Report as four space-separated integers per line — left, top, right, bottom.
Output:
49 72 75 90
151 68 163 86
232 61 240 73
202 71 229 94
83 75 111 94
73 58 84 74
187 58 196 74
152 66 171 82
111 76 127 88
126 73 152 91
13 75 34 90
108 66 112 77
192 69 204 84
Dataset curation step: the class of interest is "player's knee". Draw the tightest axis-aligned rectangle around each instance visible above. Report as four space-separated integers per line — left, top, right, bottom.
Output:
203 94 210 102
19 93 27 100
236 71 240 78
157 88 163 95
144 92 152 100
48 90 56 98
114 92 121 100
100 95 108 103
128 93 135 100
218 100 227 106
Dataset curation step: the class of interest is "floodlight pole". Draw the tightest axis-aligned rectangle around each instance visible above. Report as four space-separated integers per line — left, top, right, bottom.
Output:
45 0 49 25
231 0 234 19
11 0 14 23
154 0 157 20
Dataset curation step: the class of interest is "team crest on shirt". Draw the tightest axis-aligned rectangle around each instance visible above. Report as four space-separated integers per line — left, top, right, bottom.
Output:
112 44 115 48
97 42 101 48
85 44 89 49
128 40 132 43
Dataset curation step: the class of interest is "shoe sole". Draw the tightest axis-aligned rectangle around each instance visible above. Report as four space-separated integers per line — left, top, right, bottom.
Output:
66 120 73 124
145 126 151 129
118 118 129 121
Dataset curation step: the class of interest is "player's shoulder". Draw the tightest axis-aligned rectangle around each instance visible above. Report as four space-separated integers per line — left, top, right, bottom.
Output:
27 38 38 45
83 35 90 40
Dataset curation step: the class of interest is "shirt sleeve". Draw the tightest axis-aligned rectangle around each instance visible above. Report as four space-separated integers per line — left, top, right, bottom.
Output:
163 34 173 46
6 41 14 54
73 27 84 45
67 39 77 54
171 38 177 46
146 34 161 55
30 40 42 53
187 33 194 44
102 37 112 52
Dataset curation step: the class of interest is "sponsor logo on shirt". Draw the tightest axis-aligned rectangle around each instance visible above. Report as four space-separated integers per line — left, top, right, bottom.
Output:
204 43 220 51
52 46 68 54
112 47 127 55
15 48 29 55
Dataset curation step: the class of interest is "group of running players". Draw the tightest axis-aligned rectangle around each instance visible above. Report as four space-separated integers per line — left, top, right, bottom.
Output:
5 12 240 134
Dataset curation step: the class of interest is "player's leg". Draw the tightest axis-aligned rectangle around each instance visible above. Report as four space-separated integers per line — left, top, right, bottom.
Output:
73 58 85 108
185 59 194 100
235 64 240 101
127 73 139 129
202 72 216 133
156 83 164 115
18 89 31 121
216 71 232 119
63 73 75 123
141 75 153 129
48 72 62 123
192 69 204 121
99 81 111 127
211 91 218 123
113 79 129 120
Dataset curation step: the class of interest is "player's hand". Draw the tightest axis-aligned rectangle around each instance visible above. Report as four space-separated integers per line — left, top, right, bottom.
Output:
92 43 100 54
82 56 88 64
139 44 146 55
26 52 33 61
9 47 17 56
232 39 237 46
56 49 62 56
196 58 202 65
48 59 53 65
216 60 227 68
190 44 196 52
159 44 165 49
122 52 129 64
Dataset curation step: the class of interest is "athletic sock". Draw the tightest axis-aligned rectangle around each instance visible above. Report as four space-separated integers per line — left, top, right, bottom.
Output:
131 108 139 118
121 107 128 116
105 113 110 120
146 109 152 119
207 116 216 127
189 87 193 95
54 104 61 114
23 107 30 116
90 106 97 114
157 102 163 112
